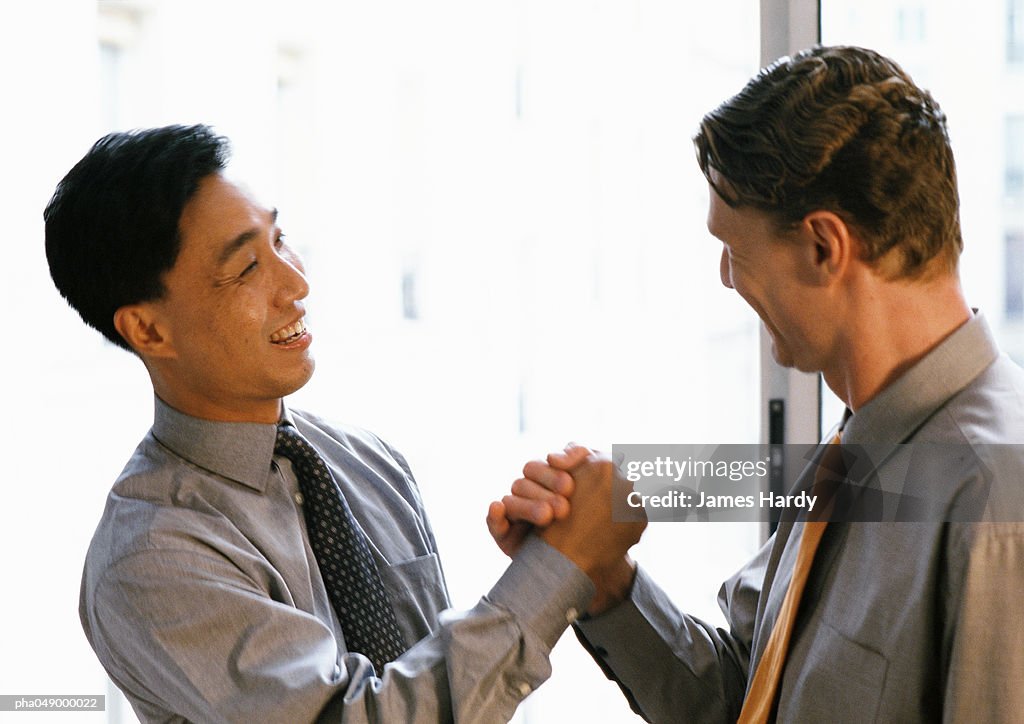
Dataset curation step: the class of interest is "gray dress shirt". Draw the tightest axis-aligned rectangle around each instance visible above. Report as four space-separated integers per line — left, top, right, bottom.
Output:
80 400 594 723
577 313 1024 722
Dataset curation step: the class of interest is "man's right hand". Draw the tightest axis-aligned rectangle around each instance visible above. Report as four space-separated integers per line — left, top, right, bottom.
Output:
537 452 646 614
488 445 647 615
485 445 589 558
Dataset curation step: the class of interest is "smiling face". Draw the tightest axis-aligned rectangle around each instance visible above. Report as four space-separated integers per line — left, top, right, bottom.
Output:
127 172 315 422
707 183 832 373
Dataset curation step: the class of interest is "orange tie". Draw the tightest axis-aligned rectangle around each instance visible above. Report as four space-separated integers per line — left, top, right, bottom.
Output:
737 434 842 724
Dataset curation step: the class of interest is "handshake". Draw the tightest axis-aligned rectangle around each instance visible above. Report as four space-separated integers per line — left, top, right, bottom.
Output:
485 444 648 616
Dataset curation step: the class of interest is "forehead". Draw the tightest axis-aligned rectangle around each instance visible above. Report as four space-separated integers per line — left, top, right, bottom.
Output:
705 168 739 238
705 180 782 245
178 173 272 254
706 183 752 242
705 184 731 238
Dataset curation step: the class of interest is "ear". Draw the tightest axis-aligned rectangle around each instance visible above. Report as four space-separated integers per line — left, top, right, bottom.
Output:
113 303 176 358
802 210 854 282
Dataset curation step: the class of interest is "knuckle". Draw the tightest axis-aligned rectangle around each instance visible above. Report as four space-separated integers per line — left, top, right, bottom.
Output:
522 459 545 476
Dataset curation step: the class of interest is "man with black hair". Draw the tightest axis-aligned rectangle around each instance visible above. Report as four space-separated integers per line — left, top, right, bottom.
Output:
491 45 1024 722
46 124 645 723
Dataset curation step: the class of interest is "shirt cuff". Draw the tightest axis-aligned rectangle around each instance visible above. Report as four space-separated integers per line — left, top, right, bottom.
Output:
573 565 668 670
486 536 595 650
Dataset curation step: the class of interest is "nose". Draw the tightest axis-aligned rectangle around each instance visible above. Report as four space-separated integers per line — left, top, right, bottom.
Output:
720 246 733 289
272 247 310 307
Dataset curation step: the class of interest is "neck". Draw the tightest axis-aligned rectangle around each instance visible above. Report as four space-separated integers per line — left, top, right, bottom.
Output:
823 273 971 411
149 375 283 423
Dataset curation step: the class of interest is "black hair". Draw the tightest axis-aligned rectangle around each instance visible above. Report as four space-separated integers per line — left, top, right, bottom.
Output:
44 124 230 350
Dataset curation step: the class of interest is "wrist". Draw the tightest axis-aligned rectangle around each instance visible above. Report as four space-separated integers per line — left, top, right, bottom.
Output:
585 555 637 616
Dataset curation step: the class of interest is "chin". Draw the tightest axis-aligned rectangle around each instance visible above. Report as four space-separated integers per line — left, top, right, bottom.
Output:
280 356 317 396
768 339 794 369
295 357 316 389
772 346 824 375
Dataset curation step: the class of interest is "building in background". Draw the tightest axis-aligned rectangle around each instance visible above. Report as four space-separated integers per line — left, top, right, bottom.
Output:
6 2 761 722
824 0 1024 363
1006 0 1024 361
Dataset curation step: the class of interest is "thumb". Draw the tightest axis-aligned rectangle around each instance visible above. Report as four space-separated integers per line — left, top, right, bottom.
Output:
548 442 592 470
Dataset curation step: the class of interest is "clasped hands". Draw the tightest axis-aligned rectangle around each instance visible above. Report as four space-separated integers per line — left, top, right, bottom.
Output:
486 444 648 616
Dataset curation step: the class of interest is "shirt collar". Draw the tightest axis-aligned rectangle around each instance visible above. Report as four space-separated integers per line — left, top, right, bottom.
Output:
842 311 999 445
151 396 294 491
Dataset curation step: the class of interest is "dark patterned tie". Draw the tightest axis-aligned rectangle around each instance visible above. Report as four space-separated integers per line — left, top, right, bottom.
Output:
274 424 406 673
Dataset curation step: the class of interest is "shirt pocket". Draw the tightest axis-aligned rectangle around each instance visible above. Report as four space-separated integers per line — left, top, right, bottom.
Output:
379 552 449 645
781 620 889 723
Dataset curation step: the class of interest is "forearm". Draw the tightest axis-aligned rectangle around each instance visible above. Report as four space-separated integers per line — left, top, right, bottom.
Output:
574 566 748 723
326 538 596 722
87 541 593 724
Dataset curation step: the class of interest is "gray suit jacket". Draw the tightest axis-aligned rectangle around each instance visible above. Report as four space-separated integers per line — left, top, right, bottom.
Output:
577 314 1024 722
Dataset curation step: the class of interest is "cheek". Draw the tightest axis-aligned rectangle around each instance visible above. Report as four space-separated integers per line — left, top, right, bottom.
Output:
234 301 268 348
728 265 756 300
730 270 775 321
195 294 265 350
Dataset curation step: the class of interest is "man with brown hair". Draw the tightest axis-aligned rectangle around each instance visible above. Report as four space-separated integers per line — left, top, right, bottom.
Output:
490 45 1024 721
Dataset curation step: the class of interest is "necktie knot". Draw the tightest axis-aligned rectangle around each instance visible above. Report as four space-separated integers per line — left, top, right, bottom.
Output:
274 423 296 453
274 424 312 466
809 432 845 522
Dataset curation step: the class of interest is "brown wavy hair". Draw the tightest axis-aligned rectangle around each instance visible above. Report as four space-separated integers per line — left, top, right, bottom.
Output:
695 45 962 279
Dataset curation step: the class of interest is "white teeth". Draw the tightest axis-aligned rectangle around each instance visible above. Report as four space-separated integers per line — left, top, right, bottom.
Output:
270 318 306 343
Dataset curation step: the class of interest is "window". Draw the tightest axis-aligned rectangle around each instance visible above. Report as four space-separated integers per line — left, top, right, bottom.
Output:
97 1 144 130
897 6 927 44
1011 0 1024 64
12 3 768 722
1008 233 1024 320
1009 116 1024 200
823 0 1023 370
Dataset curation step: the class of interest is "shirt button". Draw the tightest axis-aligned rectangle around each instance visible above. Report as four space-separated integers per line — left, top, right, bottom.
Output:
565 607 579 623
294 492 304 505
517 682 532 697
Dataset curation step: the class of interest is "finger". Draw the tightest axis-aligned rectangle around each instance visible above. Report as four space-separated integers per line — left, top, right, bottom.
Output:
487 500 534 559
486 500 511 540
502 493 556 527
511 477 571 519
548 444 592 471
521 460 575 496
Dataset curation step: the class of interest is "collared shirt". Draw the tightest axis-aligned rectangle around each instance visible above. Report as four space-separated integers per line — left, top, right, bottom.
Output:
577 312 1024 722
80 398 593 724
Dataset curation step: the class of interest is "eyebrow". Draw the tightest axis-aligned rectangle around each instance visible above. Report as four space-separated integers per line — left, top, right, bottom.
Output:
215 208 279 267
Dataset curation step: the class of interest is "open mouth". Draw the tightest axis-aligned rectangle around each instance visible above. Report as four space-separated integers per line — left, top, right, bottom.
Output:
270 317 307 345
